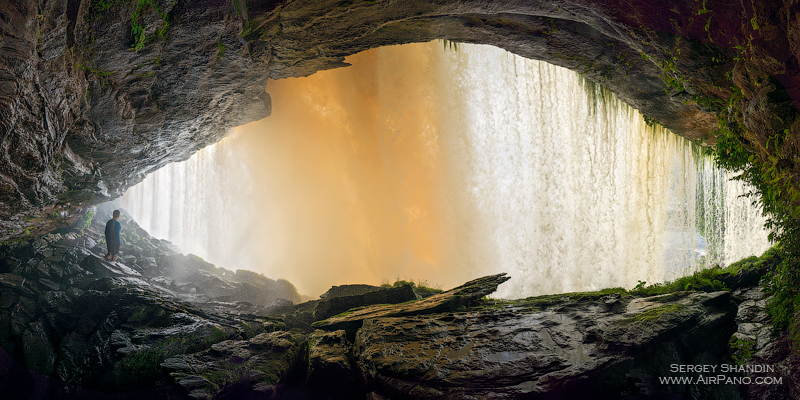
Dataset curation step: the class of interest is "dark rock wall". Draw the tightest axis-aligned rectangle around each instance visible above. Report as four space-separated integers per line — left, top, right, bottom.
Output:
1 0 797 240
1 0 272 240
0 208 796 399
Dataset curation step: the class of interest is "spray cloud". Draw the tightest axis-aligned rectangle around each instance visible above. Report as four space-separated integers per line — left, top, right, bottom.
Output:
122 42 771 298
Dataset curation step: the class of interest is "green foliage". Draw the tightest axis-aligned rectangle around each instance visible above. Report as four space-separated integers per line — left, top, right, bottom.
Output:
629 272 726 297
130 0 170 52
241 20 262 41
87 0 126 21
76 210 94 231
763 253 800 331
697 0 712 15
708 108 800 339
131 22 146 52
641 52 687 95
440 39 459 52
198 334 302 393
232 0 243 17
729 336 755 364
791 314 800 350
630 246 781 296
381 278 444 297
750 17 760 30
615 51 636 74
216 40 226 61
642 115 659 128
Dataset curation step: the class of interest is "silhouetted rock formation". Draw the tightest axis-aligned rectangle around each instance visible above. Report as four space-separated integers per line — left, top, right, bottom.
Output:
0 204 302 396
0 209 798 399
320 284 383 299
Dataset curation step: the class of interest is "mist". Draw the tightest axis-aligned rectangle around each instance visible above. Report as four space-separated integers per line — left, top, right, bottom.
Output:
121 42 771 298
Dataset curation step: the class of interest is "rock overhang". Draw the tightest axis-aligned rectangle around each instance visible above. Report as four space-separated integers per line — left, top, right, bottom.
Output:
1 0 796 240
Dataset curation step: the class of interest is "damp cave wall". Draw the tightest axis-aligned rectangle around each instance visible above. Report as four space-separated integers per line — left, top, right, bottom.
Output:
1 0 798 240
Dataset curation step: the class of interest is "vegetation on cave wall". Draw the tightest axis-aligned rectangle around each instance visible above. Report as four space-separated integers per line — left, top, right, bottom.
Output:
623 0 800 333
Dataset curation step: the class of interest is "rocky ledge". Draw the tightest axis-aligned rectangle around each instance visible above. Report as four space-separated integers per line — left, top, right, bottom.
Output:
0 206 798 399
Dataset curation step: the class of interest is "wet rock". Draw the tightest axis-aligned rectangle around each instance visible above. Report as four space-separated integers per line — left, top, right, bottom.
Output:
21 322 55 375
1 206 794 399
313 274 510 336
55 332 95 385
320 284 383 299
742 323 800 400
313 284 417 322
353 291 737 399
163 331 307 399
269 298 294 308
307 329 364 398
0 208 309 396
80 255 142 279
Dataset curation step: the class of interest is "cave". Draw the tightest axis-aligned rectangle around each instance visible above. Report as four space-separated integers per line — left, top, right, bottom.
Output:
2 0 800 399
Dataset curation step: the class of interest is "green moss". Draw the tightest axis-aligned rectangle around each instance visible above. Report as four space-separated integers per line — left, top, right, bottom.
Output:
216 40 226 61
241 20 261 41
114 326 231 389
329 309 357 319
618 304 685 325
473 287 630 312
643 115 660 128
239 320 273 339
440 39 459 52
630 246 781 297
77 63 117 77
198 334 303 393
202 361 251 392
128 306 149 322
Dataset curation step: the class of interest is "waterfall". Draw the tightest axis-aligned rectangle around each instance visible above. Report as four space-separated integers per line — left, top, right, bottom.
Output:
120 42 771 298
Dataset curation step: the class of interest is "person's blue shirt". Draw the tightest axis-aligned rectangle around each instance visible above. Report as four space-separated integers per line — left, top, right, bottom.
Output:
105 219 121 245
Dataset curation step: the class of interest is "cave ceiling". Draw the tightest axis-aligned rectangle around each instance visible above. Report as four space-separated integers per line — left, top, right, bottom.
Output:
0 0 797 240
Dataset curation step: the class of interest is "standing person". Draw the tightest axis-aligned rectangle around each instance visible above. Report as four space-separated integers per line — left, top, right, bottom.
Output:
104 210 122 262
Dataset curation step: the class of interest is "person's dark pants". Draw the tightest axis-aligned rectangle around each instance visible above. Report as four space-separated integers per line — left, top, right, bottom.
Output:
106 241 119 257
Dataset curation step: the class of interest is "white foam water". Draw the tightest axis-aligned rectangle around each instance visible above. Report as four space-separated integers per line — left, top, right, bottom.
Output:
120 42 772 298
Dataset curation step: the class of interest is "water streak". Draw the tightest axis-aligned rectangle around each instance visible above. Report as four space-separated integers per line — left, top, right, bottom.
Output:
121 42 771 298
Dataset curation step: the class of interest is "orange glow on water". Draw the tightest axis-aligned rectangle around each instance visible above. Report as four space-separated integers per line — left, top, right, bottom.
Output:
234 43 452 295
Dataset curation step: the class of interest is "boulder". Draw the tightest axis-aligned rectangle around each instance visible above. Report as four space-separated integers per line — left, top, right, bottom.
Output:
313 284 418 322
163 331 307 400
21 322 55 376
320 284 383 299
307 330 365 399
313 274 510 336
353 291 738 399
